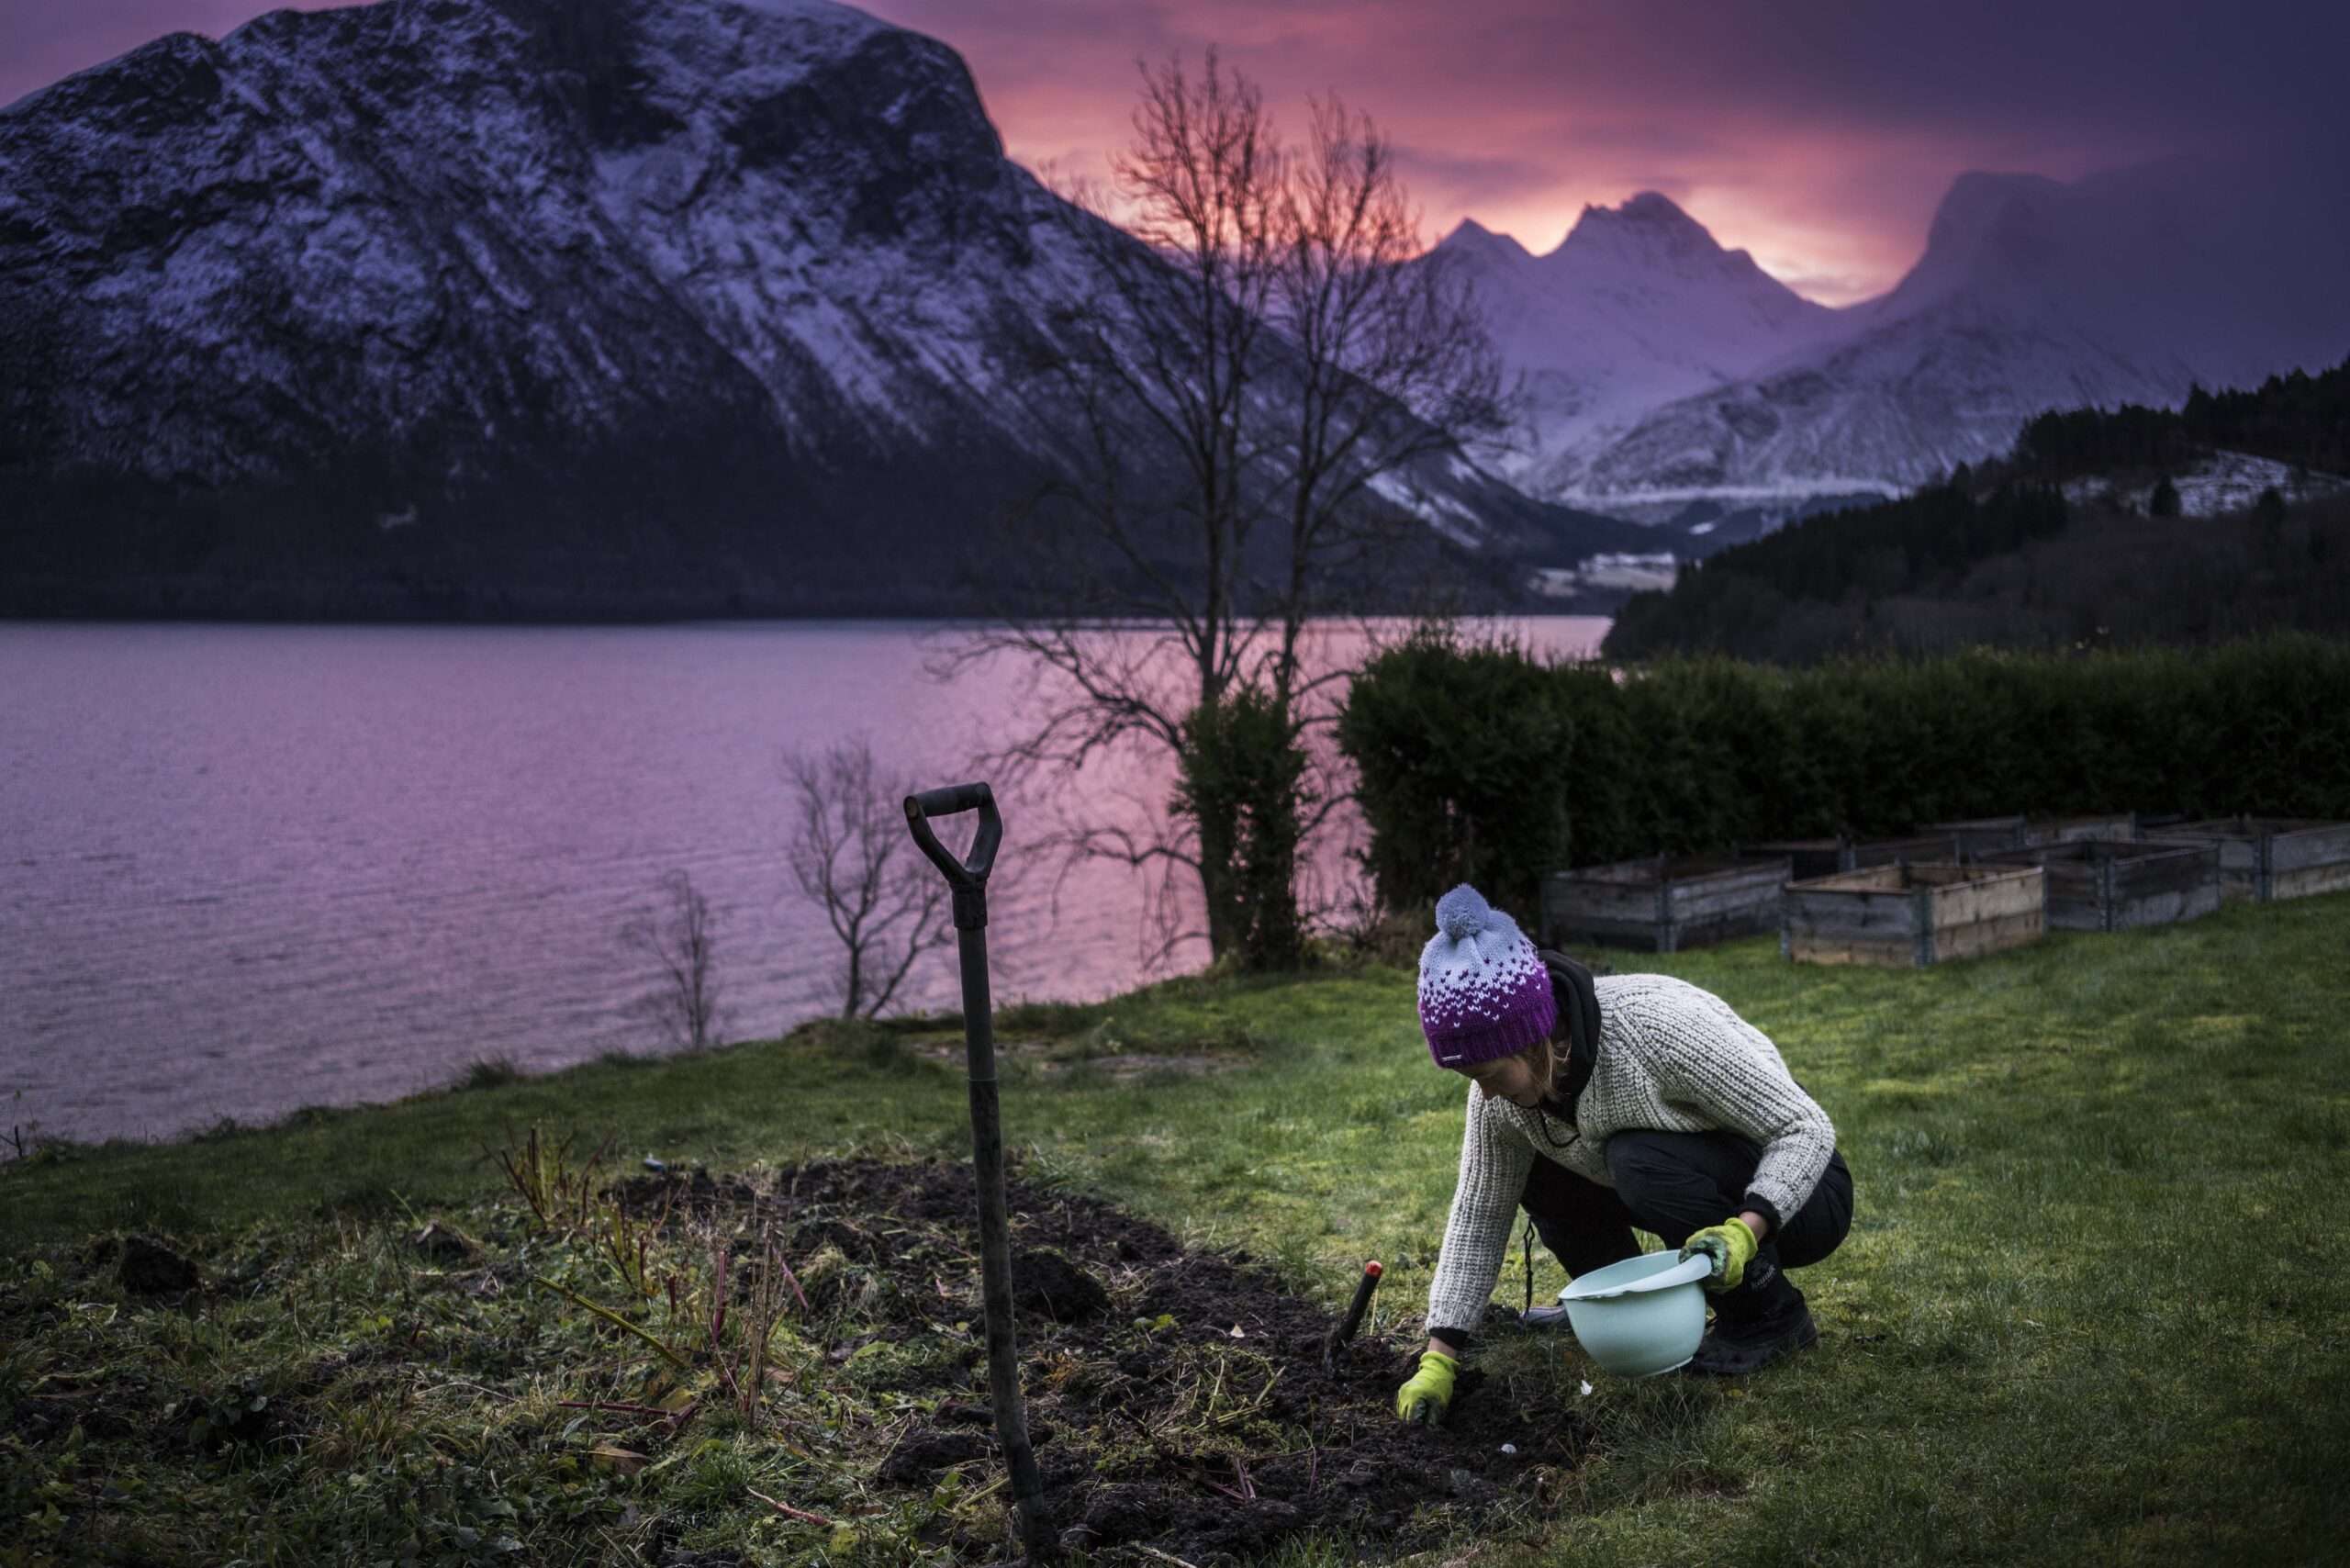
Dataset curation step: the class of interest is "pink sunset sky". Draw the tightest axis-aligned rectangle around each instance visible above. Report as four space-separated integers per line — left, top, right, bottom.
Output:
2 0 2337 306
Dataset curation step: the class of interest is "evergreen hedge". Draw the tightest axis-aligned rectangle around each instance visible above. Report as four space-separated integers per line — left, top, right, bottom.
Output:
1336 627 2350 919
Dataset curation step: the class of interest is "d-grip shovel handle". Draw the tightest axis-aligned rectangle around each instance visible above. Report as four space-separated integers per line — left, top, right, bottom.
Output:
904 783 1002 885
904 782 1002 931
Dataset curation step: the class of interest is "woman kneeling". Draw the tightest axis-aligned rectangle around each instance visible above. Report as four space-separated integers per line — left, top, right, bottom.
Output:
1394 884 1856 1423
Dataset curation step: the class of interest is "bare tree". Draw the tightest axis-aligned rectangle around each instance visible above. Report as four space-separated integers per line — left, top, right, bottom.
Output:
785 736 957 1019
930 49 1505 969
621 868 726 1051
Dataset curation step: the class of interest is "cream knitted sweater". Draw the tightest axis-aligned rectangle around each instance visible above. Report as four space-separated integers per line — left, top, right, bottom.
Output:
1425 971 1836 1337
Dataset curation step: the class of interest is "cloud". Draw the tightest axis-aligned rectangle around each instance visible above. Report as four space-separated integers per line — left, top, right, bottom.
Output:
5 0 2341 303
867 0 2347 298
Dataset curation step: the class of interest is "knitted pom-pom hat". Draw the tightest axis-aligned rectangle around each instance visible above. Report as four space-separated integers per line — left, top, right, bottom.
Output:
1417 883 1557 1068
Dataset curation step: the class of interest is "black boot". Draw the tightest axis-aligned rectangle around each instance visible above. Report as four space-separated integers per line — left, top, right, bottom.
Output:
1686 1248 1818 1376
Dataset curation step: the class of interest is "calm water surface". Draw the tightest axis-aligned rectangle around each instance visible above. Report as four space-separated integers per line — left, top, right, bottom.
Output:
0 617 1607 1148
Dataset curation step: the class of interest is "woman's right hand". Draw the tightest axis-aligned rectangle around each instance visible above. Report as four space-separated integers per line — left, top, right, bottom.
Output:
1394 1349 1459 1423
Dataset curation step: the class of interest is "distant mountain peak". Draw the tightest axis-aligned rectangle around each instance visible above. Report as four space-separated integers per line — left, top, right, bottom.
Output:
1909 170 2068 283
1889 170 2077 310
1433 217 1532 264
1551 190 1733 270
1617 189 1695 223
1570 190 1704 232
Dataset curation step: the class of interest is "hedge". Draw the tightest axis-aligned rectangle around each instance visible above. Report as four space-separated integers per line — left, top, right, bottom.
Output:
1335 627 2350 920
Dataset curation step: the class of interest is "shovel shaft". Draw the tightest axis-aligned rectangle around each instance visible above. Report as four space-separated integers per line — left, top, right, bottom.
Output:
908 781 1046 1557
955 919 1047 1555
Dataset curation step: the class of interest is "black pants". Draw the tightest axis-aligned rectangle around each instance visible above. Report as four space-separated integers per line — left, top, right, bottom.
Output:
1523 1130 1854 1320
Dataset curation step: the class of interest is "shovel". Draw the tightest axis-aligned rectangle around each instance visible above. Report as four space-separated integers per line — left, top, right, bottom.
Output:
904 781 1046 1557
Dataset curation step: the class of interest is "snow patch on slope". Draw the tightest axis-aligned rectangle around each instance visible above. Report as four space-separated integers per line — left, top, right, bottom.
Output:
2060 449 2350 518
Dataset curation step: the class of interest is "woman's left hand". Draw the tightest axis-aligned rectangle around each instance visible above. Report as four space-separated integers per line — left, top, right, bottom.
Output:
1681 1218 1759 1292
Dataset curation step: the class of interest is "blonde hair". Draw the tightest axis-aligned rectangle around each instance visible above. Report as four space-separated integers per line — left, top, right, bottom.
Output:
1513 1018 1565 1097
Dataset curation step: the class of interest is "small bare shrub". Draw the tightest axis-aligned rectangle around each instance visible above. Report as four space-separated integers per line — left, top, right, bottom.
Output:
621 868 728 1051
784 735 956 1019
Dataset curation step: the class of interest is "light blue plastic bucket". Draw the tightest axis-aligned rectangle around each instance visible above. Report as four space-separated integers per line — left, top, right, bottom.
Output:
1559 1250 1715 1377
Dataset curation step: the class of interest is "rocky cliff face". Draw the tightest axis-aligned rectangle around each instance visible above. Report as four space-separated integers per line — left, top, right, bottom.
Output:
2 0 1623 619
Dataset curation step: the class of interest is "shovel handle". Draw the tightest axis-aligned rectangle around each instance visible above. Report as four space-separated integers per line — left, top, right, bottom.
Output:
1335 1260 1382 1346
904 782 1002 887
911 783 991 819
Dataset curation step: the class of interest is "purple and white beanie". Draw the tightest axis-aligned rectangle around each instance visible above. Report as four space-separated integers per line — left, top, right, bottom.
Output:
1417 883 1557 1068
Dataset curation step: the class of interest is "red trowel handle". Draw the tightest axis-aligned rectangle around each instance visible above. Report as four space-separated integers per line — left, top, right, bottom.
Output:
1335 1260 1382 1347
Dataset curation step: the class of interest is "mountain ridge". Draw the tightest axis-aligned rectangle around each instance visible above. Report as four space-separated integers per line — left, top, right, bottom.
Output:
1512 152 2350 513
0 0 1643 621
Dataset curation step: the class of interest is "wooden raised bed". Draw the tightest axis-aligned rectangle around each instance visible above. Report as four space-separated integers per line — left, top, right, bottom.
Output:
1740 838 1848 881
1848 832 1965 868
2141 816 2350 902
1541 854 1794 953
1920 815 2030 857
1780 862 2044 967
1741 833 1961 881
1976 839 2221 931
2020 812 2139 846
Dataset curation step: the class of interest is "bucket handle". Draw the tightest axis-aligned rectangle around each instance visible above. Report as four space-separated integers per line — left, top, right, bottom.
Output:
1561 1250 1715 1302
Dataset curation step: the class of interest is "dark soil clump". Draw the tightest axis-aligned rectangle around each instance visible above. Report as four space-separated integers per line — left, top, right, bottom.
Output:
608 1158 1593 1563
1013 1248 1109 1321
118 1234 200 1297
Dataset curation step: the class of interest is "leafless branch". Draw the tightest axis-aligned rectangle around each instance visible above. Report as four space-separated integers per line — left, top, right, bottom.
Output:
621 869 727 1051
924 49 1496 970
783 736 960 1019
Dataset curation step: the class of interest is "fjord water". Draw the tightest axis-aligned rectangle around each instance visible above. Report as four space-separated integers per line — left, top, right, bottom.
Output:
0 617 1607 1148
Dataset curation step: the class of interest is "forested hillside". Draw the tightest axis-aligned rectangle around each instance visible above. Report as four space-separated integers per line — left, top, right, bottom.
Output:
1603 356 2350 662
2008 357 2350 479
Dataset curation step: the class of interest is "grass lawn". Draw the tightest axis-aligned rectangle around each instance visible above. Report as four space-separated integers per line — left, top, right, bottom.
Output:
5 890 2346 1566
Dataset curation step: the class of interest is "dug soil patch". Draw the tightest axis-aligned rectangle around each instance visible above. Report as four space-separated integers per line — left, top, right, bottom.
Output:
608 1158 1592 1563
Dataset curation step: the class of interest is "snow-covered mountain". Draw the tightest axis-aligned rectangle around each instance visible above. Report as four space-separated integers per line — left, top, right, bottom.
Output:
1434 192 1848 500
0 0 1633 619
1547 152 2350 516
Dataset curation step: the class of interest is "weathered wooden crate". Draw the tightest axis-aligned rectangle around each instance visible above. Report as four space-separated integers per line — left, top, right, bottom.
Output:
1541 854 1794 953
1919 815 2030 857
1740 839 1852 881
2141 816 2350 902
1976 839 2221 931
2020 812 2139 846
1780 862 2044 967
1741 833 1961 881
1848 832 1965 868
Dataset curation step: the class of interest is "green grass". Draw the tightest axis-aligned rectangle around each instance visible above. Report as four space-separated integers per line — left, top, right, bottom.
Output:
5 893 2348 1566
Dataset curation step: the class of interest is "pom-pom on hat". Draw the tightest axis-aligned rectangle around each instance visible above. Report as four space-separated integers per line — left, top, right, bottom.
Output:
1417 883 1557 1068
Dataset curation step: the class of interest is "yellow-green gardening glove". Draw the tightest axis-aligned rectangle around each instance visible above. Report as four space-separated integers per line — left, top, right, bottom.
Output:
1394 1350 1459 1424
1681 1219 1759 1293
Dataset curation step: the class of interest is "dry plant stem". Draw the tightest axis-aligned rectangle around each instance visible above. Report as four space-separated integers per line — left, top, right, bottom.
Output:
528 1275 692 1371
1137 1547 1207 1568
596 1182 676 1300
437 1382 523 1410
747 1488 835 1528
699 1228 800 1431
708 1245 740 1409
483 1123 619 1238
1109 1401 1265 1485
554 1398 694 1426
